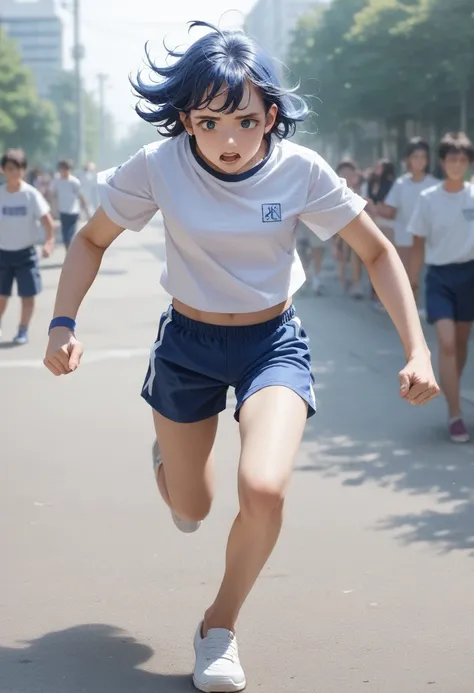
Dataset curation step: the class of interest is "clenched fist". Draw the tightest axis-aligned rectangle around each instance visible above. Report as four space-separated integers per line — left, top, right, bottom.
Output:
44 326 83 376
398 353 440 406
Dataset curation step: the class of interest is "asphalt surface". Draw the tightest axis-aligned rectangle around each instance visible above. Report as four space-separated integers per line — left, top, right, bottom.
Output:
1 219 474 693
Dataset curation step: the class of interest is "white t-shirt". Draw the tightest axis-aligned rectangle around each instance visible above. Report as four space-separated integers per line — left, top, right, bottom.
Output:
98 134 366 313
385 173 438 247
0 182 50 251
51 175 82 214
408 182 474 265
80 170 99 210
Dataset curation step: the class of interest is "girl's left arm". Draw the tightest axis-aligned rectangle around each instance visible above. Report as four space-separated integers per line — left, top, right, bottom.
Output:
339 210 440 406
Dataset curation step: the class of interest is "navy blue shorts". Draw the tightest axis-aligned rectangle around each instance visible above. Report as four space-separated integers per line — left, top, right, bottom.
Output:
0 246 42 297
141 305 316 424
60 213 79 247
425 260 474 325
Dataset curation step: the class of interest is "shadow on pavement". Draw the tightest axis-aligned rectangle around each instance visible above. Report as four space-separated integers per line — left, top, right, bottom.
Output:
298 352 474 556
0 624 195 693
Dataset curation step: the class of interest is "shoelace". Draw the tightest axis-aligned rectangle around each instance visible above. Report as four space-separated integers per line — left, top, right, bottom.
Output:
201 634 238 663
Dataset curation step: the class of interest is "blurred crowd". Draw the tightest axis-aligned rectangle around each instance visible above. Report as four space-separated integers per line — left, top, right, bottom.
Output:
297 135 474 312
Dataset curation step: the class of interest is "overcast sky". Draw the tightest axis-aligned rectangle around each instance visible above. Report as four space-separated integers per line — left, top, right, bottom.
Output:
62 0 258 138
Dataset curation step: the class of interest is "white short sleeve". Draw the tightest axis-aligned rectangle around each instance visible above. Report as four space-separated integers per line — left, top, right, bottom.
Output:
298 154 366 240
385 179 401 209
31 188 50 218
97 148 159 231
408 195 430 238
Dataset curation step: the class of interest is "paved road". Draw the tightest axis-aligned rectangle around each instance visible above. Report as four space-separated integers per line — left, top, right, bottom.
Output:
1 220 474 693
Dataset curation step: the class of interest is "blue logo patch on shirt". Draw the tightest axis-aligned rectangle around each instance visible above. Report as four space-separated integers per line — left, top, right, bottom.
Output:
2 205 27 217
462 208 474 222
262 203 282 223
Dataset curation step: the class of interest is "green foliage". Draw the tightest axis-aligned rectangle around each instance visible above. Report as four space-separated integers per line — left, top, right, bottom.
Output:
49 71 105 166
113 119 161 165
287 0 474 157
0 28 59 161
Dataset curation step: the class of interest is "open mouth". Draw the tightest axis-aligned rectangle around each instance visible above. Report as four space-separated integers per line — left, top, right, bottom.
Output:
220 153 241 165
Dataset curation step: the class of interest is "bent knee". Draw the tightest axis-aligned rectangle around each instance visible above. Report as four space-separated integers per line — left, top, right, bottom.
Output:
439 340 456 358
239 477 286 517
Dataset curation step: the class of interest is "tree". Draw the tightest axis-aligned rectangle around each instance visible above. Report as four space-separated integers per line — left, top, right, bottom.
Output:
49 71 112 167
0 28 59 161
287 0 474 164
113 119 161 165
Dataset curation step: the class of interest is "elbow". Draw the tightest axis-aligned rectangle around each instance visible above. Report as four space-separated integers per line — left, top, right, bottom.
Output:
365 237 395 270
76 227 106 256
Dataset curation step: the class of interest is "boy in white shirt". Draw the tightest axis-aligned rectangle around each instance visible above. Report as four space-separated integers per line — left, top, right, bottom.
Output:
0 149 55 344
50 160 90 250
409 132 474 443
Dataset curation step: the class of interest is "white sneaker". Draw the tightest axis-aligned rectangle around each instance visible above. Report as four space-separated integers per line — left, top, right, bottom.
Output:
151 440 201 533
193 622 246 692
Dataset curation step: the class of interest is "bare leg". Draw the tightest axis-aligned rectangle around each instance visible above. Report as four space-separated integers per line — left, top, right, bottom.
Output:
312 247 324 275
436 319 461 419
455 322 472 378
20 296 35 328
310 247 325 294
0 296 8 322
152 411 217 522
350 251 362 285
203 386 307 634
396 246 412 273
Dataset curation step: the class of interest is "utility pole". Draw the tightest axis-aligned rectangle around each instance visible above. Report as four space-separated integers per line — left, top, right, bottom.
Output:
97 73 108 169
72 0 84 169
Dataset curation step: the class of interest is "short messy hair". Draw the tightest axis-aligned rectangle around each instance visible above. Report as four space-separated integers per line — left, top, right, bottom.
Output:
439 132 474 162
336 159 356 174
1 148 27 169
131 21 309 139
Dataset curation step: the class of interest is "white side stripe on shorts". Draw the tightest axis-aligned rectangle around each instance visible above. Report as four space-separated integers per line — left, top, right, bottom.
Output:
290 316 302 337
143 305 173 396
290 316 316 408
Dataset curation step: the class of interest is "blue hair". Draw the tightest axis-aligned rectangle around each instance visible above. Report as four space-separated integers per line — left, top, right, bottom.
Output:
131 21 309 139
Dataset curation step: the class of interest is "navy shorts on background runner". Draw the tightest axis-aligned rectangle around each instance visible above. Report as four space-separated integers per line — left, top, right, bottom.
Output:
0 246 42 297
141 305 316 423
425 260 474 325
60 213 79 247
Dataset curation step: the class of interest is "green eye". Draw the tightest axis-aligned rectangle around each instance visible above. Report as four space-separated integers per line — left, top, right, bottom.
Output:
202 120 216 130
241 119 258 129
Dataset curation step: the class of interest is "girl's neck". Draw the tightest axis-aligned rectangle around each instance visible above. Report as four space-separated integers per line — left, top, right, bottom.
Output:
443 179 465 193
6 181 22 193
411 172 426 182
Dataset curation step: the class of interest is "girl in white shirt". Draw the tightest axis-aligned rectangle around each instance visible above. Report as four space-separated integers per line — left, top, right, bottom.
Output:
379 138 438 270
44 22 438 693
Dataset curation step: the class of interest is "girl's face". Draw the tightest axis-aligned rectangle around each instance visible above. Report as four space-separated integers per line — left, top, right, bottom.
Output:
442 152 470 182
2 162 24 186
180 82 277 175
407 149 428 175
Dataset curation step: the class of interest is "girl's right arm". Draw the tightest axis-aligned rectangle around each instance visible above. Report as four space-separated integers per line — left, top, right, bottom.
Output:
44 207 124 376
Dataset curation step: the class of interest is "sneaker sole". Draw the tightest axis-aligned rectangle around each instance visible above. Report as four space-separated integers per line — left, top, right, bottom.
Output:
192 675 247 692
451 435 470 444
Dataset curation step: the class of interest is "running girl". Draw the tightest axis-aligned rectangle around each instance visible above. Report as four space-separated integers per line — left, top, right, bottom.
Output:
44 23 439 692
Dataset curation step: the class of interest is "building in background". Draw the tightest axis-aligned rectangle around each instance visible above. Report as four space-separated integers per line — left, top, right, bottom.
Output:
0 0 63 98
244 0 322 66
